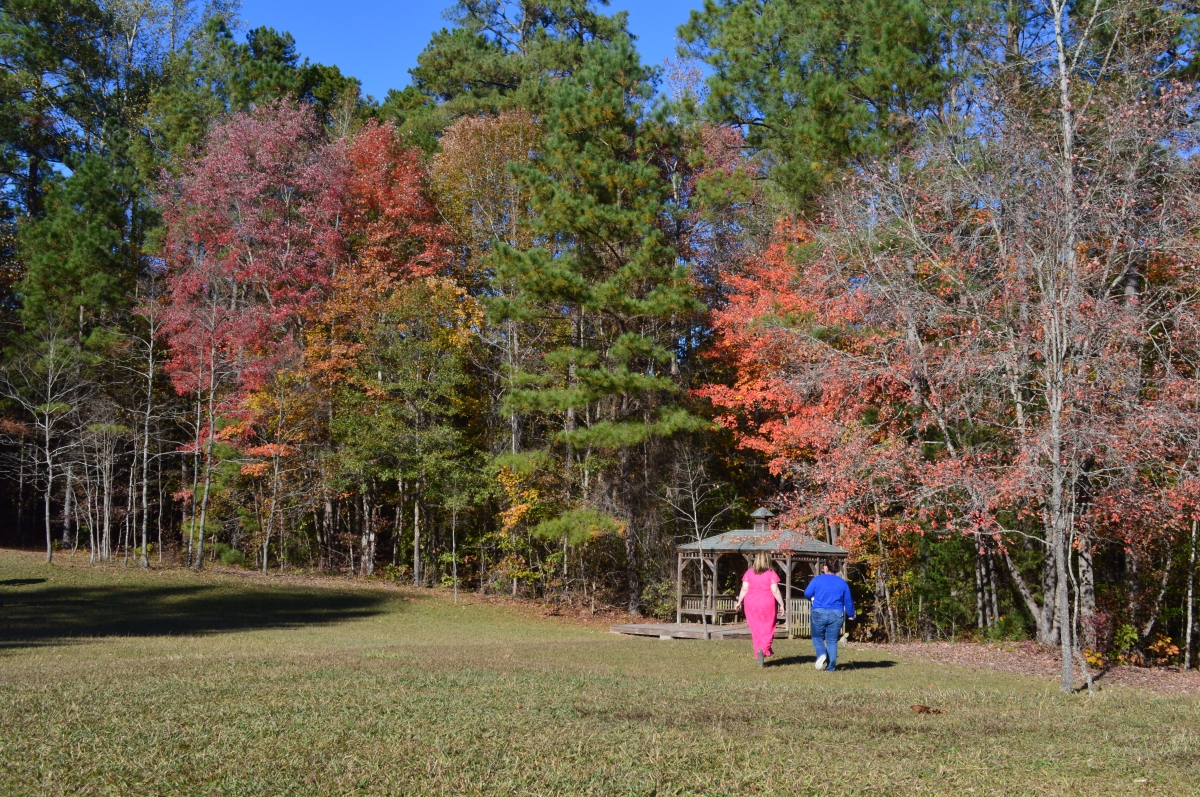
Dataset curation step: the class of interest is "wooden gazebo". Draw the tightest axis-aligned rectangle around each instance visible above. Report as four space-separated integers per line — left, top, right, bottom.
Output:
674 508 849 638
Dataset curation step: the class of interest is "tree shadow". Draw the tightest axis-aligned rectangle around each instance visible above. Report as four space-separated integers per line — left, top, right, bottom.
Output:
0 578 47 586
768 654 897 669
0 580 392 650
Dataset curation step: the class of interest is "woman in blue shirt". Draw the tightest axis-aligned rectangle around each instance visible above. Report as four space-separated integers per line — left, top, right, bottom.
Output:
804 559 855 672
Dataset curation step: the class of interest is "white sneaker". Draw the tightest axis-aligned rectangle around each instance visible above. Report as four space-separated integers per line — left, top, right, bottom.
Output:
815 654 827 670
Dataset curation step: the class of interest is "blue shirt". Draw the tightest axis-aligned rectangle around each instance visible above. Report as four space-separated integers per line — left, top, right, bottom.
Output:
804 573 855 618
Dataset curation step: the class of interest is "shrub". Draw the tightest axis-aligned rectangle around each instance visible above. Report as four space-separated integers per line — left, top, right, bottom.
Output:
1113 623 1143 666
1146 635 1180 666
212 543 246 567
641 579 677 621
221 548 246 566
380 563 412 583
984 614 1029 642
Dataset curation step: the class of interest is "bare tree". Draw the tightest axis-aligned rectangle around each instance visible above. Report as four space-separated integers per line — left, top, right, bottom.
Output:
663 441 734 637
0 324 88 562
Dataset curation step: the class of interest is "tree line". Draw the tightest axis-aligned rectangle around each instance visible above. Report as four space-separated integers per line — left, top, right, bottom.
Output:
3 0 1200 688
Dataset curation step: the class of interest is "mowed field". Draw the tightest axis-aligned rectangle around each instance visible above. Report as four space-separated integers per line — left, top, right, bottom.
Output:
0 550 1197 796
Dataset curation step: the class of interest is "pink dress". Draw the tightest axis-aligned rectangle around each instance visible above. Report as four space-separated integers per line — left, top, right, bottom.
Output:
742 568 781 657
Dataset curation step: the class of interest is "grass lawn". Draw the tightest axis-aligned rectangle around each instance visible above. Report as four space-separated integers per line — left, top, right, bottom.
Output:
1 550 1196 796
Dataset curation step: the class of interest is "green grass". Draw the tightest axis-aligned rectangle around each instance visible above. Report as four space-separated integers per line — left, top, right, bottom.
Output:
0 550 1196 796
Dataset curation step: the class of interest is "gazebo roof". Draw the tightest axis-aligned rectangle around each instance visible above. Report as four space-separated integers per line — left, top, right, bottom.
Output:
677 528 848 556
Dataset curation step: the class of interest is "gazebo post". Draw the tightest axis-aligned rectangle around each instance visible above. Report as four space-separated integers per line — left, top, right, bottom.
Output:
707 555 719 618
703 554 714 639
785 553 793 634
675 551 683 624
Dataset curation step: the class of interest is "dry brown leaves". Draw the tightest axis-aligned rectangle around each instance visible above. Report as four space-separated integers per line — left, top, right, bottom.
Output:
850 640 1200 695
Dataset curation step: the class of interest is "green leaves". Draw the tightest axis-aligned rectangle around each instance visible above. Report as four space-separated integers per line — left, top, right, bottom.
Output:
411 1 629 112
531 507 623 544
16 153 134 335
680 0 973 206
486 34 705 547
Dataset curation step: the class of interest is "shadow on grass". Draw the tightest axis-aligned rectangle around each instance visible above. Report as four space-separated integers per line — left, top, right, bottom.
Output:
839 659 897 670
0 580 391 650
0 578 47 587
769 654 897 669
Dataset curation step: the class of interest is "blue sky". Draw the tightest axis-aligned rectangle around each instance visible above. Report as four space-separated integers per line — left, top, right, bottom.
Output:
238 1 706 102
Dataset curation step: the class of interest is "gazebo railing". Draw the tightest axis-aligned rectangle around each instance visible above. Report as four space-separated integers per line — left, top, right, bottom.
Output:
680 594 812 637
680 594 739 624
787 597 812 639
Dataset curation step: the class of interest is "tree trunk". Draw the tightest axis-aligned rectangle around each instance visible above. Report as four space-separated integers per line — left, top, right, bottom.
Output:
361 490 375 577
122 457 136 566
43 420 53 563
262 449 282 575
140 336 155 567
156 453 163 565
876 505 898 641
321 486 333 572
1041 550 1058 646
63 465 75 551
1077 531 1095 649
986 550 999 626
975 536 986 630
194 351 219 570
1140 556 1172 641
412 499 421 587
621 448 639 615
1003 549 1053 643
451 507 458 604
1185 517 1196 670
101 449 112 561
1126 547 1141 636
18 434 25 537
1049 0 1079 695
393 484 402 567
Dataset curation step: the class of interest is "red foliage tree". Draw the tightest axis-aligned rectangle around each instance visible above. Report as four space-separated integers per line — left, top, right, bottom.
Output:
305 120 452 387
701 70 1200 677
159 101 347 568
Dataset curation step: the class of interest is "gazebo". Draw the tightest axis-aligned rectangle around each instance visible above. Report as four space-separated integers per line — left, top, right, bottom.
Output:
676 508 848 637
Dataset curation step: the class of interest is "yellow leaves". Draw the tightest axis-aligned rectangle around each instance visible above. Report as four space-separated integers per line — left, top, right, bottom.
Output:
497 466 540 535
430 111 540 254
416 277 483 349
500 501 536 535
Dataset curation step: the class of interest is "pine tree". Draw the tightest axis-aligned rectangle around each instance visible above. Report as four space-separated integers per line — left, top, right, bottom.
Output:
388 1 628 147
17 154 135 337
491 36 706 613
679 0 977 205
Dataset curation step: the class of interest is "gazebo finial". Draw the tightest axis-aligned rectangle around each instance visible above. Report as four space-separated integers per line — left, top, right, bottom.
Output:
750 507 775 533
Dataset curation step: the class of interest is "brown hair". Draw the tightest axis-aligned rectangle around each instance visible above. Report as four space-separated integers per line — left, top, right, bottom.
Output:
753 552 770 574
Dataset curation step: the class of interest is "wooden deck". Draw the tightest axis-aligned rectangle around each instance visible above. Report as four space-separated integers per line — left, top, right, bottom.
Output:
610 622 788 640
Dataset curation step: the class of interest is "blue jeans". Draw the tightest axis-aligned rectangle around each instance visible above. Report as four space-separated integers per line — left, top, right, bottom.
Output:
811 609 845 671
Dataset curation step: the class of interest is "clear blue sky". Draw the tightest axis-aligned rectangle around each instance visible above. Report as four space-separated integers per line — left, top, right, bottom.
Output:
238 1 705 102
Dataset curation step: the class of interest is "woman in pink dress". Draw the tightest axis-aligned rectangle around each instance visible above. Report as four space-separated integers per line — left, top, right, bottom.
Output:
734 552 785 666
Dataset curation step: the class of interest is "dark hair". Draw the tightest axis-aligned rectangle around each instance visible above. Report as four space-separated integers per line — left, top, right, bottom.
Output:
822 558 838 574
